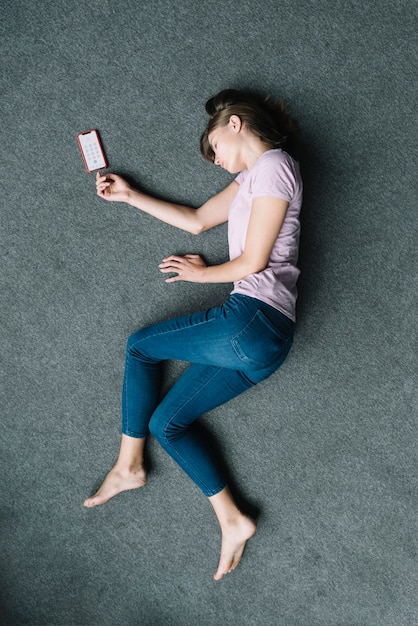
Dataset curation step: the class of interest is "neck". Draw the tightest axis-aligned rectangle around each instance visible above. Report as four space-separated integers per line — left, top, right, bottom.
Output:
242 134 272 170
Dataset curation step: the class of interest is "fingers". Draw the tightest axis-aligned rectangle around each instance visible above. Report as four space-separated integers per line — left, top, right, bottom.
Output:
158 256 187 283
158 255 193 272
95 172 113 197
96 184 111 198
96 171 109 184
95 172 116 186
164 275 181 284
160 255 183 265
96 171 116 181
158 254 206 284
160 255 201 266
159 256 182 273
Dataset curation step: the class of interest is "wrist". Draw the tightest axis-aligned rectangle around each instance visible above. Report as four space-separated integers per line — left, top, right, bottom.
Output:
125 188 135 204
199 266 209 283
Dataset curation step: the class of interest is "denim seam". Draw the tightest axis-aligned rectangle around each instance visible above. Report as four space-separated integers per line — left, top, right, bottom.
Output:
160 366 227 496
130 296 244 352
122 427 147 438
133 316 218 350
122 353 149 438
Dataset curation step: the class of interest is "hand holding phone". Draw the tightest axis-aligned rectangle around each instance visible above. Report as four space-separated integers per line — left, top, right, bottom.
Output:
95 172 132 203
77 129 108 173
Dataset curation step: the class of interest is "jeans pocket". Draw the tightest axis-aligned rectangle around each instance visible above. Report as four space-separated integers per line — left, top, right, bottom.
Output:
230 309 292 368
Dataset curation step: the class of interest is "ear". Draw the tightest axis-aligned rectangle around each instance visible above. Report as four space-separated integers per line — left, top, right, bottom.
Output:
228 115 242 133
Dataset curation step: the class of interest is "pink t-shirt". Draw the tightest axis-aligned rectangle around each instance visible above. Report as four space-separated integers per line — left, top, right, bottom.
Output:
229 149 303 322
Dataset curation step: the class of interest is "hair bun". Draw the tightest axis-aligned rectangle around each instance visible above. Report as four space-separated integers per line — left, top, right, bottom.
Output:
205 89 247 117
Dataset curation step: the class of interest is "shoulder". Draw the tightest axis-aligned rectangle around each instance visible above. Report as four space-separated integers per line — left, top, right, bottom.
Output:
257 149 297 172
252 150 300 187
235 150 292 184
251 150 300 200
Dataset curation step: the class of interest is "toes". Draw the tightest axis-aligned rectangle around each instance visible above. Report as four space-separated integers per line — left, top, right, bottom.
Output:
214 555 234 581
230 553 243 571
83 495 100 507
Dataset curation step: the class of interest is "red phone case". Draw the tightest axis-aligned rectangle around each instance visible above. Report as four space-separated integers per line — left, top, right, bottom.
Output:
77 129 108 173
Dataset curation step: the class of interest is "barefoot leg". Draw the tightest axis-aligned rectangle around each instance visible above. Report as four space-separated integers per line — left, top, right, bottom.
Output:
84 435 147 507
208 486 257 581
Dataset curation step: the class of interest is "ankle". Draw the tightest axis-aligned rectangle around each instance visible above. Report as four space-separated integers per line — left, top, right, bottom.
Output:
221 511 246 531
209 486 243 527
118 435 146 472
115 460 145 474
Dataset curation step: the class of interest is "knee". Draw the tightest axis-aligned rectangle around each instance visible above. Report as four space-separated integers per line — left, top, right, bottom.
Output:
126 327 151 359
149 410 180 445
148 411 166 443
127 328 142 352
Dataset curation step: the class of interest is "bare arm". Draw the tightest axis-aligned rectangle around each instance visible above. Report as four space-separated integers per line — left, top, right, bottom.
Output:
95 172 238 234
160 196 289 283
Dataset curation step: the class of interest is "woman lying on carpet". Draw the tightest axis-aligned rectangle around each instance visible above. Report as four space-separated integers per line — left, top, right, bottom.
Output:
84 88 303 581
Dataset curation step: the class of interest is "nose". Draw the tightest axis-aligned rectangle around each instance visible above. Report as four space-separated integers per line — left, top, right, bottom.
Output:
214 154 221 166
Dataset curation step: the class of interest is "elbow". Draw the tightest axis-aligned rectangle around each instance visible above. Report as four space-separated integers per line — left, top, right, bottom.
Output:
246 263 267 277
190 224 205 235
190 220 209 236
240 255 268 278
235 263 265 281
253 262 268 274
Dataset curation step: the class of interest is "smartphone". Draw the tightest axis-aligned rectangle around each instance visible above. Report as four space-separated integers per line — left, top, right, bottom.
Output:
77 129 108 173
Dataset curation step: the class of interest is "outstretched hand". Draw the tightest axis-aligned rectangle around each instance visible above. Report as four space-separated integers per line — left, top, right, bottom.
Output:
159 254 208 283
96 172 132 203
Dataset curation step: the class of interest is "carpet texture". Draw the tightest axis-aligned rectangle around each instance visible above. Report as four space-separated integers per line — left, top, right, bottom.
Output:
1 0 417 624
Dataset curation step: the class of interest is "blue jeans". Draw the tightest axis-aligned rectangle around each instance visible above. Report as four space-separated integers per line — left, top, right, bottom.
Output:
122 294 294 496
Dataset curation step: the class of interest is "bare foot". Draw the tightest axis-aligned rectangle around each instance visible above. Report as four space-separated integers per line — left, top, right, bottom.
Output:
213 515 257 581
83 465 147 507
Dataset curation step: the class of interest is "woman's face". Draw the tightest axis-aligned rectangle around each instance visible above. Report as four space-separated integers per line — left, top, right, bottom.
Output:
208 117 246 174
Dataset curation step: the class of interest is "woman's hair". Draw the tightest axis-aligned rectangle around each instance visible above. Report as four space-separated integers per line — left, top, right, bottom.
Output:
200 88 298 163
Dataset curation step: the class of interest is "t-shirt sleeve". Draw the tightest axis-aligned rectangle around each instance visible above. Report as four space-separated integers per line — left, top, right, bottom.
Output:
252 152 295 201
235 170 247 185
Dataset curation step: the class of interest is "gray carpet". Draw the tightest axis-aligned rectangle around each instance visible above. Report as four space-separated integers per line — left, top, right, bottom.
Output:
1 0 417 624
